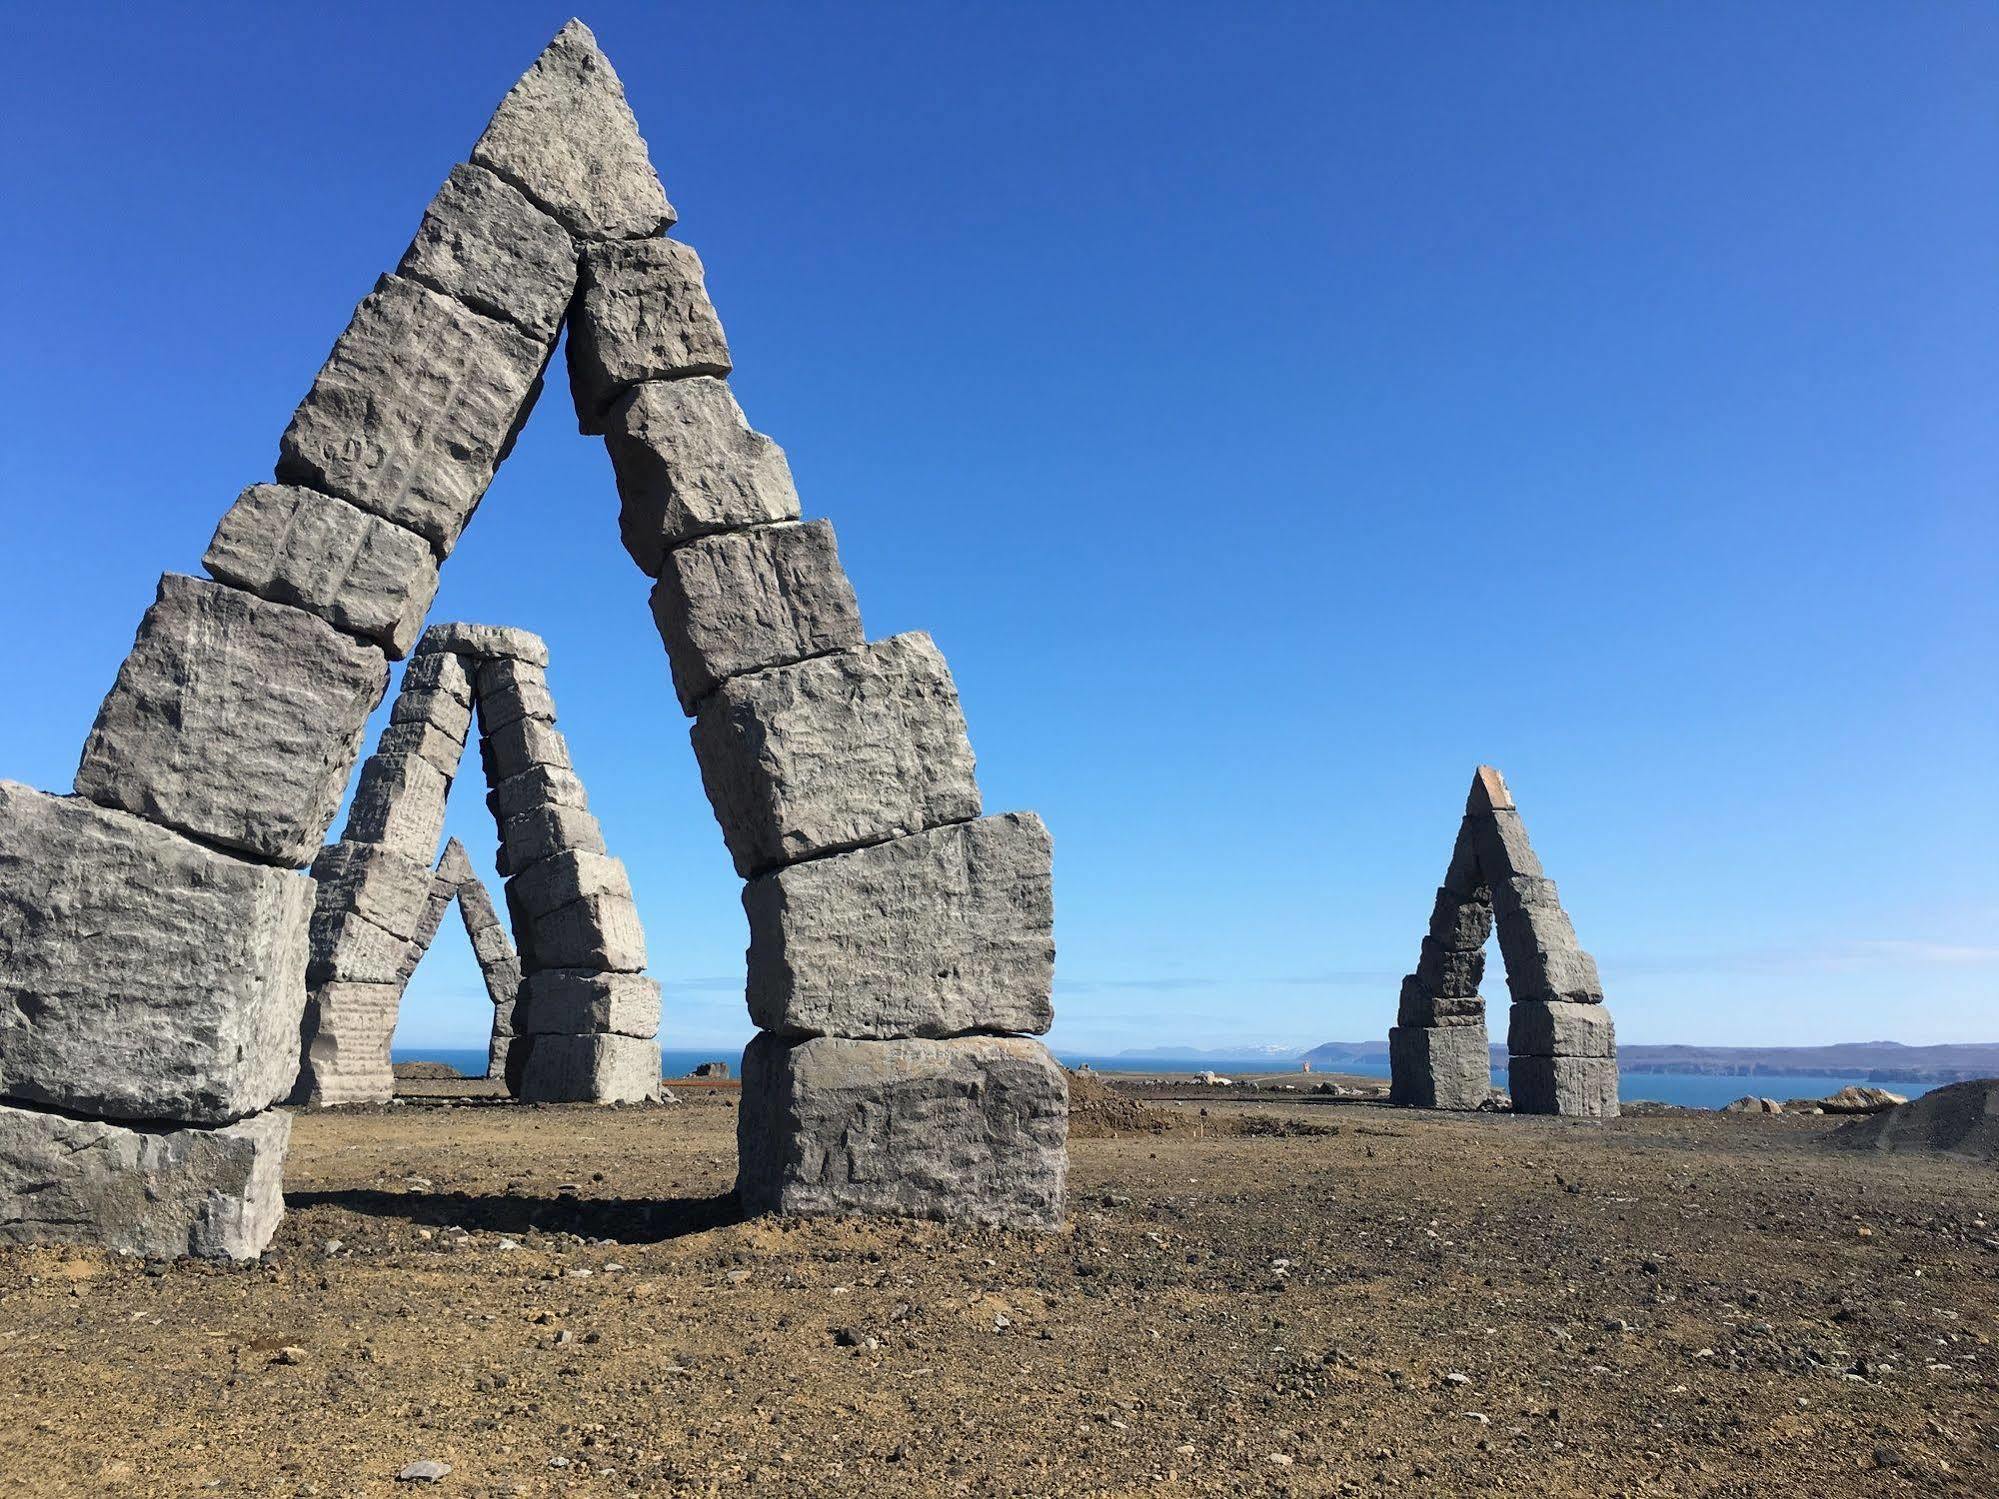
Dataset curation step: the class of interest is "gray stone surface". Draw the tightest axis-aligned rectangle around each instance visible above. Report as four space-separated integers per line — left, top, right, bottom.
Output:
413 622 549 667
308 906 409 987
389 685 473 746
1509 1054 1620 1118
1426 887 1493 950
496 803 606 877
276 275 546 555
518 970 661 1039
473 657 556 734
341 752 451 865
745 814 1053 1040
75 573 388 866
1413 938 1485 998
651 520 864 713
469 18 673 241
737 1033 1067 1229
691 633 981 878
517 1032 659 1103
1395 983 1486 1029
1387 1022 1493 1111
1507 1000 1616 1059
506 850 633 923
393 867 456 986
203 483 439 657
396 162 577 338
374 719 469 778
0 783 313 1125
487 764 589 824
400 648 476 702
522 894 648 973
568 238 730 431
291 981 400 1105
0 1104 290 1259
604 378 801 575
481 719 571 785
1471 809 1544 881
308 841 435 942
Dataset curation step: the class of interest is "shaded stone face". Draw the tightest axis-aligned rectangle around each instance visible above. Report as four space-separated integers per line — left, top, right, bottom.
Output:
744 814 1054 1040
736 1033 1068 1229
1387 1022 1492 1111
276 275 547 555
290 981 400 1106
0 1104 289 1260
567 237 730 432
1426 887 1493 951
650 520 864 714
496 803 606 877
469 18 673 241
486 764 590 824
520 893 648 974
473 656 557 734
340 752 450 866
75 574 388 867
413 622 549 667
396 162 578 338
1509 1054 1619 1118
516 1032 660 1103
203 483 439 657
518 970 661 1039
0 783 313 1126
308 841 435 943
690 633 982 879
1395 985 1486 1029
1507 1000 1615 1058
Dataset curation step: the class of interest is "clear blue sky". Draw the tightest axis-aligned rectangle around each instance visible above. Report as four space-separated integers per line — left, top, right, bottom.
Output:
2 3 1992 1054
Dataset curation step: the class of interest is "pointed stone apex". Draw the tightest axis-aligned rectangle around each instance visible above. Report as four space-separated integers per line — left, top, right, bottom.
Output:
438 837 474 882
1467 764 1514 814
471 19 674 241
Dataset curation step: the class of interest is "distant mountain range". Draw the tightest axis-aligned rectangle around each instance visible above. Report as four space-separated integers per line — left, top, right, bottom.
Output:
1299 1037 1999 1084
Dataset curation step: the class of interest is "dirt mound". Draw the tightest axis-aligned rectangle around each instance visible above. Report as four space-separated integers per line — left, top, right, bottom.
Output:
1817 1085 1906 1115
391 1060 463 1080
1831 1078 1999 1161
1066 1072 1181 1137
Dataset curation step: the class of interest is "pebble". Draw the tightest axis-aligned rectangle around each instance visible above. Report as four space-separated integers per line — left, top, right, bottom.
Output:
1443 1372 1471 1387
396 1459 451 1482
272 1346 308 1366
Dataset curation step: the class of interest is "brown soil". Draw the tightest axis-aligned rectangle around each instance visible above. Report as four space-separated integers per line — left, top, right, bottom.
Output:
1 1089 1994 1496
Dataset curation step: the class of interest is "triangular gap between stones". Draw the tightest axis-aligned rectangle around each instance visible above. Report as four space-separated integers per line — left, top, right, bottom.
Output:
393 838 521 1085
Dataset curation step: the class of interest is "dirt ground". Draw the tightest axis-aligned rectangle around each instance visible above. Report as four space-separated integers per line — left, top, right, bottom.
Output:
0 1084 1993 1497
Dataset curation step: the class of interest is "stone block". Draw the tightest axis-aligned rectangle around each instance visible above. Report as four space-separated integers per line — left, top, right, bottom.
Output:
496 803 606 876
308 840 435 942
393 874 454 985
75 573 387 866
487 764 589 824
389 685 473 745
0 783 313 1125
276 274 546 555
1471 809 1543 881
1509 1054 1620 1119
413 622 550 667
507 850 633 923
1467 764 1515 814
202 483 439 657
399 648 475 702
308 906 409 987
1502 945 1606 1006
651 520 864 713
0 1104 290 1260
396 162 577 338
1414 938 1485 998
481 718 571 784
691 633 981 878
374 719 468 778
291 981 399 1106
470 19 673 241
737 1033 1067 1229
518 970 661 1038
604 377 800 575
745 814 1053 1039
1396 982 1486 1029
1426 887 1493 950
341 752 450 865
1507 1000 1615 1058
473 656 556 734
517 1032 660 1103
524 894 648 973
568 237 729 431
1387 1023 1493 1111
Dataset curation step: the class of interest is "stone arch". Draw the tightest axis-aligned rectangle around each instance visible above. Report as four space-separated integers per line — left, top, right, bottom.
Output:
1389 766 1618 1117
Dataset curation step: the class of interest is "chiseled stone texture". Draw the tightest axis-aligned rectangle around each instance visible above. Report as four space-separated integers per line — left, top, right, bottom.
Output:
0 783 313 1125
737 1033 1068 1230
517 1032 659 1103
1507 1000 1615 1059
506 849 633 924
203 483 439 657
568 237 729 432
341 752 450 866
497 803 605 877
1509 1054 1620 1119
374 719 468 778
1395 981 1485 1029
397 162 577 339
487 764 589 824
604 377 801 575
401 647 475 702
1413 937 1484 998
651 520 864 713
276 274 546 555
521 894 648 974
309 841 434 942
518 970 661 1039
745 814 1053 1040
1387 1022 1492 1111
389 684 473 746
691 633 981 879
474 656 556 734
291 982 399 1106
1471 809 1544 882
75 574 387 866
470 18 673 242
481 718 571 785
414 621 549 667
1426 887 1493 951
0 1104 290 1260
308 907 409 987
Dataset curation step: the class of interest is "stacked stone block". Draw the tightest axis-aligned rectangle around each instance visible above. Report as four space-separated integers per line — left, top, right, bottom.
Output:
1390 767 1618 1118
564 141 1067 1228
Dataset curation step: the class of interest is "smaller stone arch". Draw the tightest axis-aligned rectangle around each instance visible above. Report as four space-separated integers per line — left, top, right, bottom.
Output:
398 839 521 1084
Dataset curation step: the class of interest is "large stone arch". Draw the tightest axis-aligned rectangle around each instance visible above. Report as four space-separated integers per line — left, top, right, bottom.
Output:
0 20 1064 1259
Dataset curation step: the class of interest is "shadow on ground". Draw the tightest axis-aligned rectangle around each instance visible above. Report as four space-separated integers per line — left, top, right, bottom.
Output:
286 1188 743 1244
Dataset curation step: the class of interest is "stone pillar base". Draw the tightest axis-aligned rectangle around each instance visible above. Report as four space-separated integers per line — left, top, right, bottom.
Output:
516 1033 659 1102
1508 1054 1619 1118
1388 1022 1492 1110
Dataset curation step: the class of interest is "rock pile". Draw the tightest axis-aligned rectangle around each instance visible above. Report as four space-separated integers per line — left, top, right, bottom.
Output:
1391 767 1617 1118
1830 1079 1999 1161
561 81 1066 1227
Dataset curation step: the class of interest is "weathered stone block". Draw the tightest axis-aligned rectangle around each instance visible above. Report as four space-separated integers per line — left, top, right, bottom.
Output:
745 814 1053 1039
413 621 550 667
1414 938 1485 998
341 752 450 865
1426 887 1493 950
307 906 409 987
523 894 648 973
396 162 577 338
0 1104 290 1260
203 483 439 657
276 274 546 554
604 377 801 575
1395 980 1485 1029
389 686 473 745
1507 1000 1615 1058
291 981 399 1106
1508 1054 1620 1118
481 718 571 785
651 520 864 713
1443 819 1486 898
0 783 313 1125
474 657 556 734
400 648 475 702
507 850 633 923
486 764 589 824
75 574 388 866
568 238 729 431
308 840 434 942
374 719 468 778
1387 1023 1493 1111
470 19 673 241
691 634 981 878
517 1032 659 1103
393 873 454 986
497 803 606 876
1471 809 1543 881
518 970 661 1038
737 1033 1067 1229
